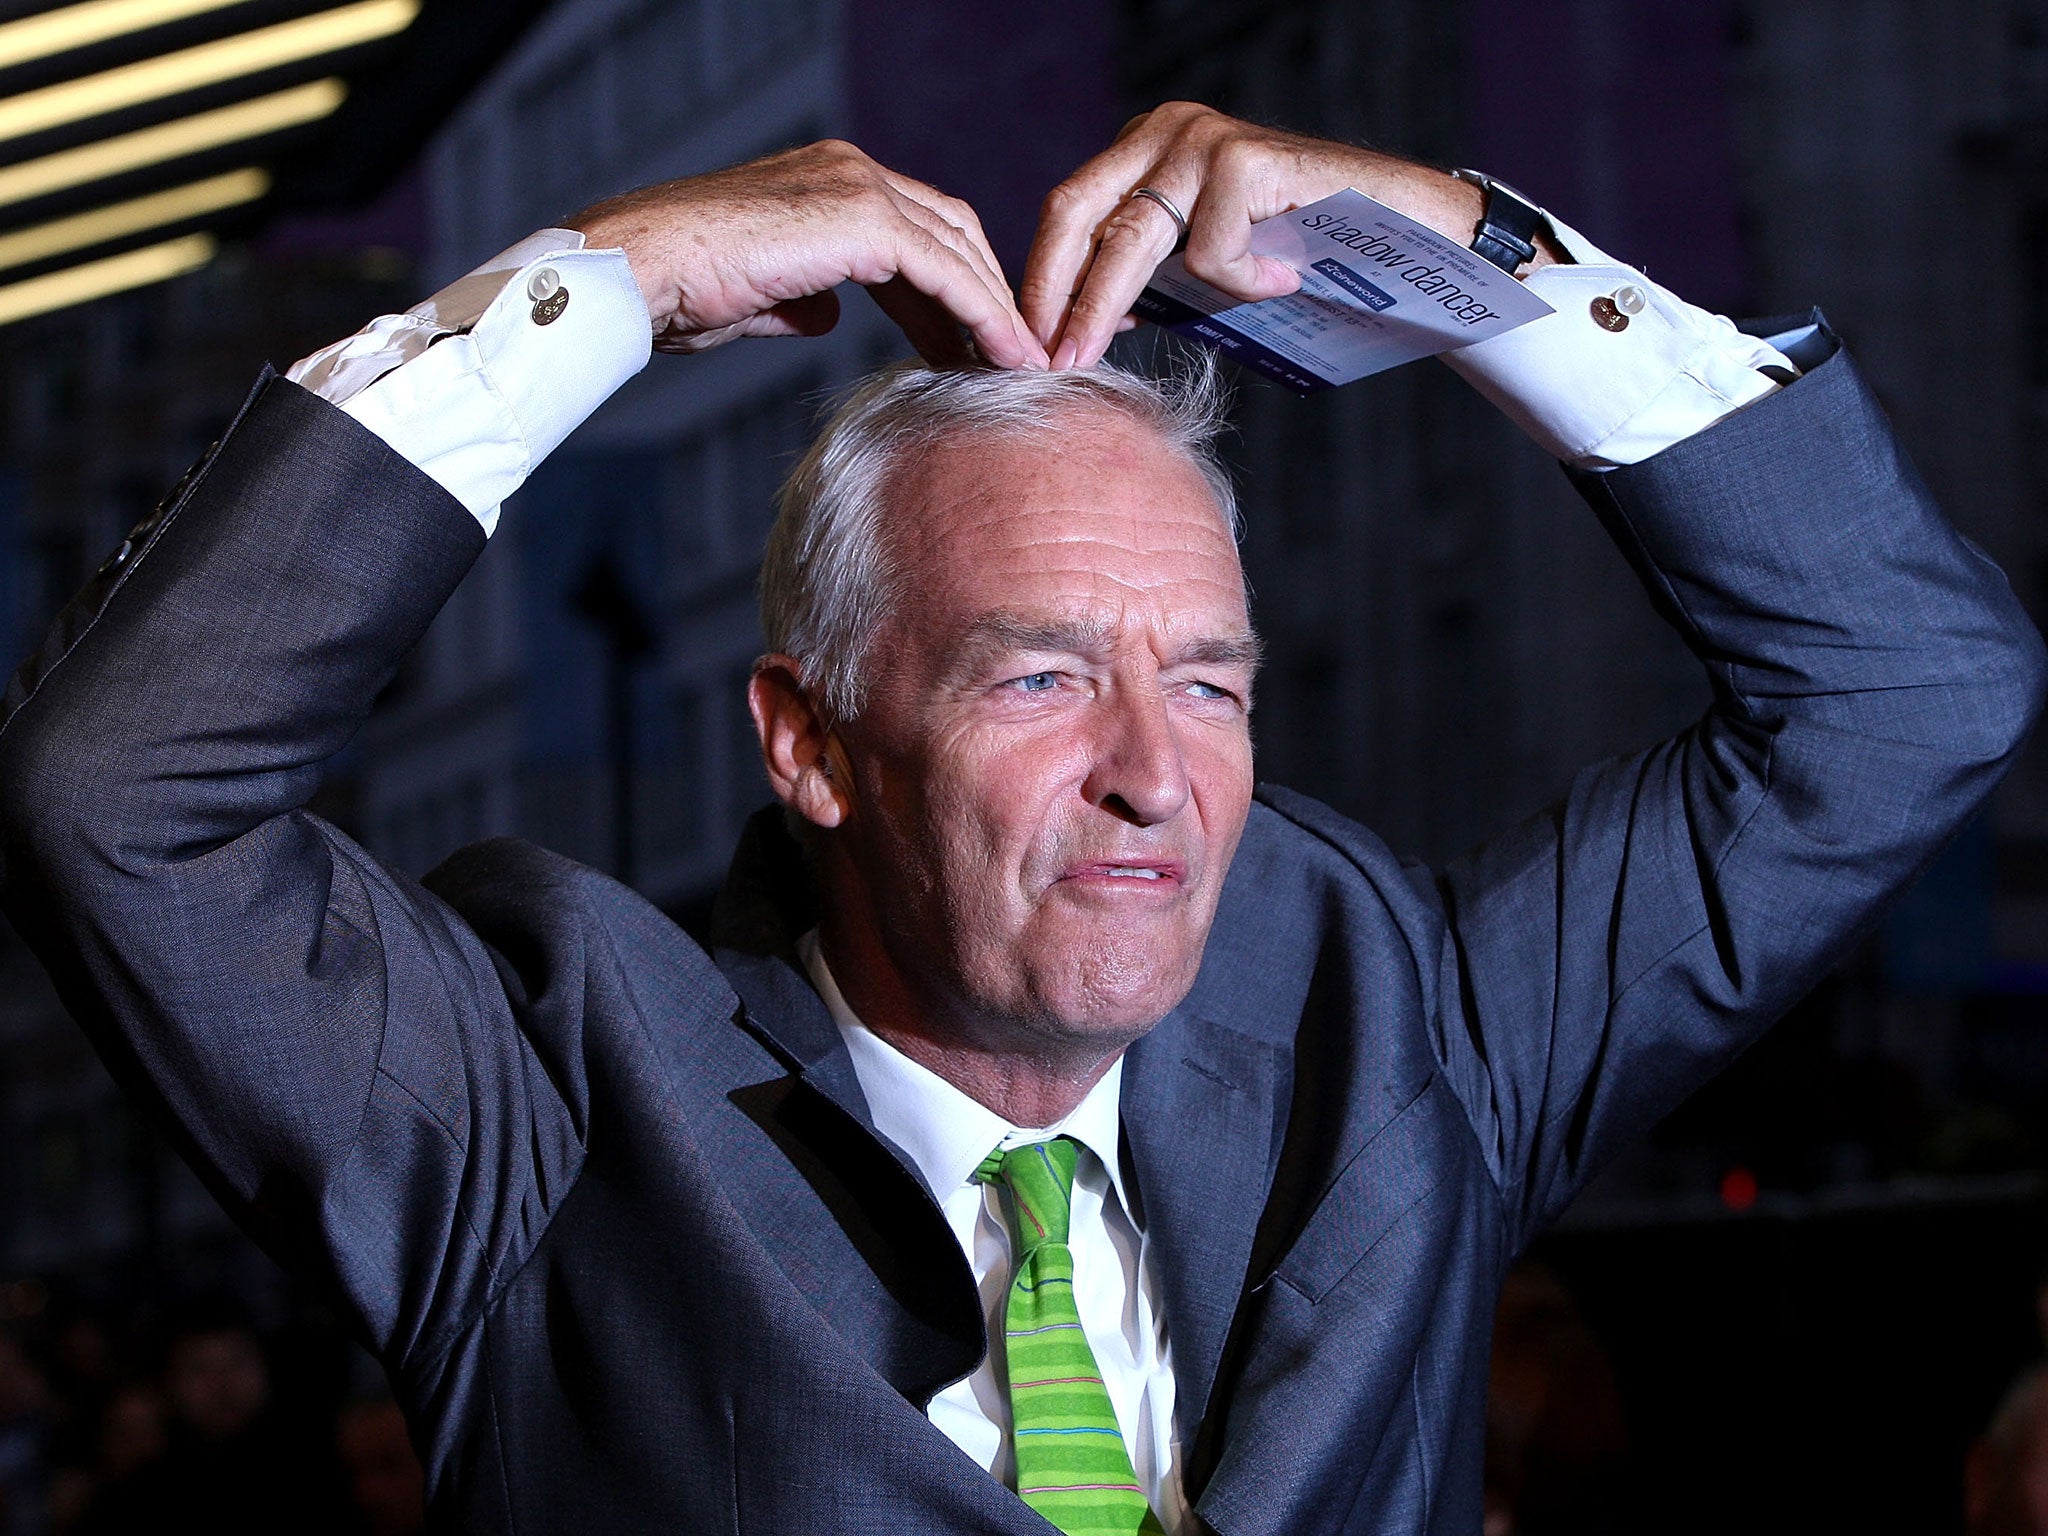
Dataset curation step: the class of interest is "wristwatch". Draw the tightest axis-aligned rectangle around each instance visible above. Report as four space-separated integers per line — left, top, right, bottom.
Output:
1451 168 1544 274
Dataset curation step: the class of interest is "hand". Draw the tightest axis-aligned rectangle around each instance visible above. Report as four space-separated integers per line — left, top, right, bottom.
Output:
569 140 1047 369
1021 101 1563 369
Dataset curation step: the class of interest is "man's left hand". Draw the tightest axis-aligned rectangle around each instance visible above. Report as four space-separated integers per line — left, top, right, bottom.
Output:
1021 102 1564 369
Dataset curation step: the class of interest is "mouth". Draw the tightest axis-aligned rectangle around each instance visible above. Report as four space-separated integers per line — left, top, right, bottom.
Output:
1060 860 1187 888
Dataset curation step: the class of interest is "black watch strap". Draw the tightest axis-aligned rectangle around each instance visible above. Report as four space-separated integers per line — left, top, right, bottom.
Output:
1453 169 1543 274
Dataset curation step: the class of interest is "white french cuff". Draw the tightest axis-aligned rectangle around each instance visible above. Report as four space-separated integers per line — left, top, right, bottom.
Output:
286 228 595 404
287 232 653 533
1443 214 1795 469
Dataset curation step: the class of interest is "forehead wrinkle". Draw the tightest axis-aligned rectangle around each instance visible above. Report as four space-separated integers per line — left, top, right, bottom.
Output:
899 435 1232 548
933 507 1235 560
947 604 1261 678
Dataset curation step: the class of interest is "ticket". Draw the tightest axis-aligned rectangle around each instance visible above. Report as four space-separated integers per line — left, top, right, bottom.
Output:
1134 187 1554 393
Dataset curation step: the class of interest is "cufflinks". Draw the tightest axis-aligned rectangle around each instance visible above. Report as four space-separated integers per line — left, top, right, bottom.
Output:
528 266 569 325
1589 284 1646 332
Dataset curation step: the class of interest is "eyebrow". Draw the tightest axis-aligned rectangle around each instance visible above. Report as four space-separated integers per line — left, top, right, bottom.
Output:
951 610 1264 675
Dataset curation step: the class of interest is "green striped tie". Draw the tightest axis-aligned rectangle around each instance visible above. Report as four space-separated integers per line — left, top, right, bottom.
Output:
976 1138 1166 1536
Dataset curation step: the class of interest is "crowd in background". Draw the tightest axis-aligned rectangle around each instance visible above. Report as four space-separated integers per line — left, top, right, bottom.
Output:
0 1255 2042 1533
0 1292 420 1536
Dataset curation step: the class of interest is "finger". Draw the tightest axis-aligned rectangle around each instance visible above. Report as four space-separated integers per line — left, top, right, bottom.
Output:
883 173 1011 297
1053 182 1189 369
881 187 1018 346
868 276 978 368
880 176 1046 367
653 291 842 354
874 186 1046 367
1015 104 1224 345
1019 139 1165 347
1178 146 1302 305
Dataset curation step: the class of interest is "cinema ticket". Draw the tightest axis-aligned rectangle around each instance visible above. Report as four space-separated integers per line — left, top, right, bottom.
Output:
1134 188 1555 393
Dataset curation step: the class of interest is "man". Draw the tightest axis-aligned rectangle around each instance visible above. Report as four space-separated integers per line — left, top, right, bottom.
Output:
0 102 2040 1533
85 1300 338 1535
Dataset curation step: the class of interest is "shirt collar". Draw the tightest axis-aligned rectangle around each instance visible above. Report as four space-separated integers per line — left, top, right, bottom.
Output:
798 930 1131 1211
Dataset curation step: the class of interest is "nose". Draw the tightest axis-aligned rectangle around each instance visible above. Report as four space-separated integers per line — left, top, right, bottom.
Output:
1083 681 1191 826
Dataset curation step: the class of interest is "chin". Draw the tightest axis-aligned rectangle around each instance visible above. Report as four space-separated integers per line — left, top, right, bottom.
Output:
1027 939 1204 1039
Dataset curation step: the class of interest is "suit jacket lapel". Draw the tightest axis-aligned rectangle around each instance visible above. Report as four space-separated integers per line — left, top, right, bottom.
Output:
707 807 881 1129
1121 1006 1284 1441
707 810 985 1406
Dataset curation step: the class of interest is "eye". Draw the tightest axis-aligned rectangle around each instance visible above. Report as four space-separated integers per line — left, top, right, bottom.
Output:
1177 678 1246 707
1008 671 1060 693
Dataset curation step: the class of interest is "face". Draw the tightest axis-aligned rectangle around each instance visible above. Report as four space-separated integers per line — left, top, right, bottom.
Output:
165 1328 267 1441
813 406 1257 1063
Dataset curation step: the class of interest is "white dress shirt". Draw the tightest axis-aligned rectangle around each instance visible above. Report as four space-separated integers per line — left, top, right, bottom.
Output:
794 932 1192 1532
287 228 651 534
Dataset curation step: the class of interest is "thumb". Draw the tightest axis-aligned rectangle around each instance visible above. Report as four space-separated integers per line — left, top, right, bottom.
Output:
1183 246 1301 303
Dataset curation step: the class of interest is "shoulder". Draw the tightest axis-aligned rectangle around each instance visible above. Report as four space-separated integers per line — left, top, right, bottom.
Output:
423 836 738 1033
1241 784 1443 920
1183 788 1448 1047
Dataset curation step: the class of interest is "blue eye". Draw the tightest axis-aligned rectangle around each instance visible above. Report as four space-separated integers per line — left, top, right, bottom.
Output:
1012 672 1059 692
1186 681 1227 699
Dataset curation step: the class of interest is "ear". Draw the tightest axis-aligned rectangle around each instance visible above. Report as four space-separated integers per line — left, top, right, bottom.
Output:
749 658 850 830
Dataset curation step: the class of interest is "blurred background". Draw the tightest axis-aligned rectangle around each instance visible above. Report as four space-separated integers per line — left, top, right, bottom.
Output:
0 0 2043 1531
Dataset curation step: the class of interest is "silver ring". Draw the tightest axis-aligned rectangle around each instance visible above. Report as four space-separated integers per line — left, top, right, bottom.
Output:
1130 186 1189 250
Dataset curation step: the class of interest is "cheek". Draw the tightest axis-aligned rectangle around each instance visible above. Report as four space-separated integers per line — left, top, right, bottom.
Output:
1189 722 1256 829
865 739 1038 929
924 721 1095 857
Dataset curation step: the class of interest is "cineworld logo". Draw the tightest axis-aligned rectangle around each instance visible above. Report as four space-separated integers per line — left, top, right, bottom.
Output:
1311 257 1397 312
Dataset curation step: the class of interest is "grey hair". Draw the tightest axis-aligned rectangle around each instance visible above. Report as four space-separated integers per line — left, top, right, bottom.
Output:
758 354 1239 723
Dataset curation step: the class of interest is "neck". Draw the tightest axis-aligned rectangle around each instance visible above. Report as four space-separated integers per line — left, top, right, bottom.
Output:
864 1017 1122 1128
815 924 1129 1128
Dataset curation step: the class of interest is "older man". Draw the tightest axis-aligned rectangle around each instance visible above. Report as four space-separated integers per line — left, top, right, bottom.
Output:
0 104 2040 1534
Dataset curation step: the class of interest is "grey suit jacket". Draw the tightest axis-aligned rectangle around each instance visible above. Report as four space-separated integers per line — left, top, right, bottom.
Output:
0 327 2040 1534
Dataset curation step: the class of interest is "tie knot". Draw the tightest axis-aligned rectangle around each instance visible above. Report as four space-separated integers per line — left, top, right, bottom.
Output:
976 1137 1078 1251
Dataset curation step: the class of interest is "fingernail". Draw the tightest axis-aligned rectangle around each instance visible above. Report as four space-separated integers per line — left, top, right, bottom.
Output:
1053 338 1079 370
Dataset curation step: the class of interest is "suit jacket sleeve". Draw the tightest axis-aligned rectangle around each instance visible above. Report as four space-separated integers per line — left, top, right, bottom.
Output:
1426 325 2047 1254
0 373 585 1371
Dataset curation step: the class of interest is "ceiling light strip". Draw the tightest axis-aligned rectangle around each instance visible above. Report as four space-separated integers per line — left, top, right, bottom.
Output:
0 0 416 147
0 77 343 211
0 0 257 74
0 229 214 325
0 165 265 273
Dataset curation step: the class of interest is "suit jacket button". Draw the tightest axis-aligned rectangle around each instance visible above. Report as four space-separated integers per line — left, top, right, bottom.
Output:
159 439 220 511
96 538 132 578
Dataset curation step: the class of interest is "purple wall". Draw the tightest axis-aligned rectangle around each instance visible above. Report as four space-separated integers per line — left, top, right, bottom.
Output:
258 165 428 260
1466 0 1747 312
845 0 1121 281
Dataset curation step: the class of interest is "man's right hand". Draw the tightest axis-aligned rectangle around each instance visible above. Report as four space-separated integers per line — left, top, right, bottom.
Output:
568 141 1047 370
